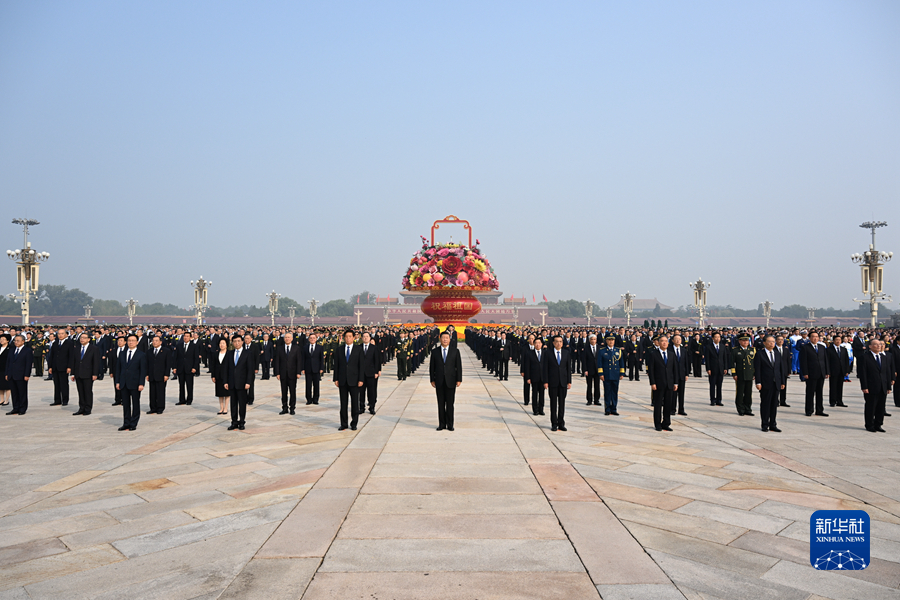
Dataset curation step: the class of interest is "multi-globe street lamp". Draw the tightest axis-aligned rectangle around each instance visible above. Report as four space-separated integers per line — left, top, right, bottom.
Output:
190 277 211 325
266 290 281 326
689 279 710 329
6 219 50 326
621 292 635 327
851 221 892 328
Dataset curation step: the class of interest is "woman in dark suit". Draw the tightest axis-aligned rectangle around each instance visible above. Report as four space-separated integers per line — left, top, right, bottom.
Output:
210 338 230 415
0 334 11 406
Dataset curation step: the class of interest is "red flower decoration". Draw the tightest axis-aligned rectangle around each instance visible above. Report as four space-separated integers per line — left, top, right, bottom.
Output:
442 255 463 275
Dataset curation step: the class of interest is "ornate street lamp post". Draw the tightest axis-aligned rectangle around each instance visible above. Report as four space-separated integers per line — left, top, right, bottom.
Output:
125 298 138 327
288 306 296 328
355 310 362 327
83 305 92 319
762 300 772 329
539 310 547 327
689 279 711 328
851 221 892 329
512 306 519 326
606 306 613 329
308 298 318 327
383 305 389 326
583 299 595 328
266 290 281 326
189 277 211 326
621 292 635 328
6 219 50 326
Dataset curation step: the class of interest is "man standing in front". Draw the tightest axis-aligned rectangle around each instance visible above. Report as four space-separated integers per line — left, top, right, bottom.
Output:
174 333 199 405
70 332 100 416
359 332 381 415
647 335 679 431
275 331 301 415
799 330 829 417
755 335 785 432
5 335 33 415
333 329 364 431
859 339 893 432
302 332 325 405
115 334 147 431
47 328 73 407
227 335 254 431
731 333 756 417
671 333 690 416
598 333 624 416
146 335 171 415
583 334 601 406
775 334 792 407
543 335 571 432
704 331 729 406
523 337 545 416
496 332 510 381
826 334 850 407
430 331 462 431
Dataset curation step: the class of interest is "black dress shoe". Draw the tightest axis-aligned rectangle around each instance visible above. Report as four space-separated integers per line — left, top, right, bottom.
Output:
289 409 295 415
129 427 136 431
816 412 829 417
677 412 687 416
611 411 619 416
551 426 558 431
884 412 892 417
72 410 83 416
306 401 312 405
436 426 445 431
339 426 347 431
780 403 790 407
228 424 238 430
313 401 319 405
51 402 61 406
605 412 610 416
146 411 155 415
586 401 592 406
447 427 454 431
369 409 375 415
279 409 289 415
593 402 600 406
836 403 847 407
663 426 673 431
761 427 768 432
877 427 886 432
112 401 122 406
247 401 254 405
82 412 91 416
118 425 129 431
238 424 245 430
540 411 546 416
806 412 813 416
769 426 781 432
61 403 68 406
6 410 19 415
350 426 357 431
745 412 755 417
524 401 530 405
715 402 724 406
866 426 876 432
176 401 187 405
558 426 567 432
655 427 662 431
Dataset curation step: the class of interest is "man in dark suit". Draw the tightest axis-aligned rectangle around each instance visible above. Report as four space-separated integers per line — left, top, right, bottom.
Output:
302 332 325 405
275 331 302 415
173 333 199 405
671 334 691 416
520 334 535 406
107 336 127 406
775 334 792 407
704 332 729 406
260 333 274 379
647 335 679 431
358 332 382 414
146 335 172 415
333 329 365 430
583 334 601 406
522 337 545 415
115 334 147 431
226 335 255 430
542 335 571 432
69 333 100 415
826 334 850 407
496 332 510 381
47 328 73 407
242 334 259 405
5 335 33 415
859 338 893 432
799 331 829 417
430 331 462 431
755 335 785 432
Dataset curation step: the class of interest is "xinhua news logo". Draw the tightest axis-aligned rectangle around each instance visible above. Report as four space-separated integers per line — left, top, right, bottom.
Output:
809 510 870 571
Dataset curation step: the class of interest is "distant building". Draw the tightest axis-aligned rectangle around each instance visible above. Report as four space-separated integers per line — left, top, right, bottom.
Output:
611 298 673 312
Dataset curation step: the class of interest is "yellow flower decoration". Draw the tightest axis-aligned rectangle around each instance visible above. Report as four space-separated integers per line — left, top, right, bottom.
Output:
472 259 486 271
422 273 432 282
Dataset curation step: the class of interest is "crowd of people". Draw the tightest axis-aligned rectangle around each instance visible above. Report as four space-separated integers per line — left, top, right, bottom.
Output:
467 324 898 434
0 322 896 436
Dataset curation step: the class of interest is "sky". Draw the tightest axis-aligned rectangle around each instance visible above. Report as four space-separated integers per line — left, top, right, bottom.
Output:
1 0 898 311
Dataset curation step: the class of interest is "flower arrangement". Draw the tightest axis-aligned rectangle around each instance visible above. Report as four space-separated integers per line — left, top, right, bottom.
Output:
402 236 499 291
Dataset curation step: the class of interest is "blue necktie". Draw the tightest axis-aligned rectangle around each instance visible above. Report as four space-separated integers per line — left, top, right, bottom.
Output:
443 348 447 363
663 350 667 365
877 354 882 370
81 346 85 360
556 351 560 364
235 350 239 365
346 346 350 363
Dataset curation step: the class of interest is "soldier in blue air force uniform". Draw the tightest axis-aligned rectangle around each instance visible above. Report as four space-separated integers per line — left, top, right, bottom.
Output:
598 333 625 416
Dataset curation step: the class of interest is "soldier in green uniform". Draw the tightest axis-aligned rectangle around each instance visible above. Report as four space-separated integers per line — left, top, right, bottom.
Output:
396 330 409 380
31 332 46 377
731 332 756 416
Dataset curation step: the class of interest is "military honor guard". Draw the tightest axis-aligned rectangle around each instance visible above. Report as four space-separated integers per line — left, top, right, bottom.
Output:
731 333 756 417
598 333 624 415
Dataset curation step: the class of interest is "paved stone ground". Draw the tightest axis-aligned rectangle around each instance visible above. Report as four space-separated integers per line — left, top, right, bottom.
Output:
1 347 899 599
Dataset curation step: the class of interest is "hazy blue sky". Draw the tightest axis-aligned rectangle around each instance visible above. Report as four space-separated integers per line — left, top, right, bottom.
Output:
1 1 898 310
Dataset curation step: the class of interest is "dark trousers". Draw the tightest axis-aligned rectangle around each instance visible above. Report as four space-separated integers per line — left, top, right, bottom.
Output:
735 379 754 414
708 371 724 403
247 375 255 403
497 358 508 380
305 372 320 403
435 385 456 429
779 380 788 405
10 379 27 414
674 378 686 413
829 377 844 406
230 386 248 425
397 356 407 379
121 387 141 428
149 380 166 413
864 391 886 430
692 357 702 377
603 379 619 413
338 384 360 428
261 359 270 379
548 385 567 428
112 378 122 404
280 376 297 410
179 374 194 404
759 384 779 429
628 358 641 381
585 370 601 403
360 376 378 412
531 382 544 415
523 378 531 405
52 371 69 404
804 377 825 415
652 387 673 429
75 377 94 414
